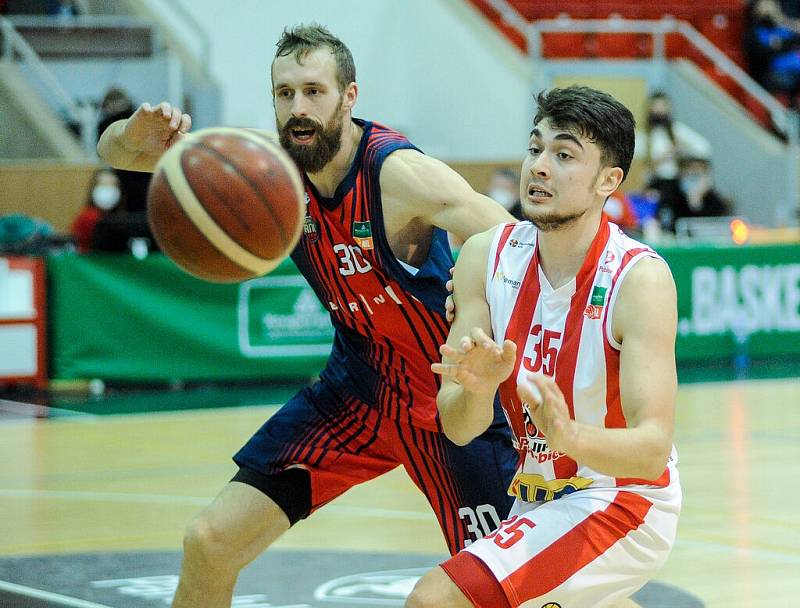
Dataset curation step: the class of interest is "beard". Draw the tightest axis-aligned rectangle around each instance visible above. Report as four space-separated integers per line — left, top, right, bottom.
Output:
277 103 344 174
524 207 588 232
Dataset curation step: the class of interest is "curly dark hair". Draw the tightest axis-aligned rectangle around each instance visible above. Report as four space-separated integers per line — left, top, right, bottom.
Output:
533 86 636 182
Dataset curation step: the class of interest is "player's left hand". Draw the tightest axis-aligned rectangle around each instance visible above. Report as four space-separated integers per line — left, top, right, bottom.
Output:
518 373 575 454
432 327 516 396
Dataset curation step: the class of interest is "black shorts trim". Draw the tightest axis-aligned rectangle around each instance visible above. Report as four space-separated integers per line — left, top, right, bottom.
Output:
231 466 311 526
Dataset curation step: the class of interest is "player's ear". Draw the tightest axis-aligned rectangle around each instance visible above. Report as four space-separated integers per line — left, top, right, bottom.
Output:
596 166 623 199
342 82 358 111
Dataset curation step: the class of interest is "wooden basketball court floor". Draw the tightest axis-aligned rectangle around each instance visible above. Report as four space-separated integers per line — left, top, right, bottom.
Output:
1 376 798 607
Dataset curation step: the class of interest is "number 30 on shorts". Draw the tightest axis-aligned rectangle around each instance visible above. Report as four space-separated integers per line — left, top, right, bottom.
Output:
458 504 502 546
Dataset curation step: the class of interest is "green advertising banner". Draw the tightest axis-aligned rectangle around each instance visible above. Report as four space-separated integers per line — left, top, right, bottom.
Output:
47 253 333 381
45 242 800 382
660 242 800 362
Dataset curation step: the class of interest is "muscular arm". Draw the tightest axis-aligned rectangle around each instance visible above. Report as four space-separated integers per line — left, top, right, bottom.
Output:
432 231 516 445
97 101 276 174
380 149 516 240
521 257 677 480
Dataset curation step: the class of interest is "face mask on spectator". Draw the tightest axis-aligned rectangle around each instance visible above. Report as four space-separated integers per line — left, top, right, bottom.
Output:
92 185 121 210
647 113 672 127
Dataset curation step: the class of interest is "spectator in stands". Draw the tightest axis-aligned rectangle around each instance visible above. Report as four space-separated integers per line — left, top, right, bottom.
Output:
744 0 800 106
71 167 124 253
485 167 524 221
49 0 78 18
603 191 638 232
635 91 713 189
654 155 732 233
97 86 152 214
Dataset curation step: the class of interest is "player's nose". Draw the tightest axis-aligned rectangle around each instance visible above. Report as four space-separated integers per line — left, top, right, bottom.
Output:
529 153 550 178
290 94 310 117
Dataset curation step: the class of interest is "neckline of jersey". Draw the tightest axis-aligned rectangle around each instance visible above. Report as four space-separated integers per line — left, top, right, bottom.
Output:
304 118 371 211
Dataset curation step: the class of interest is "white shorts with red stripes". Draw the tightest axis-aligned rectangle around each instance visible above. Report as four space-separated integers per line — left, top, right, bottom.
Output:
441 477 681 608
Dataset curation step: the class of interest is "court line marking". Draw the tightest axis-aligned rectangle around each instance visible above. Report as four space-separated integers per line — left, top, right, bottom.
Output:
0 488 434 519
0 398 97 421
0 580 112 607
4 488 800 566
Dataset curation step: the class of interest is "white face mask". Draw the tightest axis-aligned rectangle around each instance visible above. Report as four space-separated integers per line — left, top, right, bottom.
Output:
92 184 121 210
488 188 517 210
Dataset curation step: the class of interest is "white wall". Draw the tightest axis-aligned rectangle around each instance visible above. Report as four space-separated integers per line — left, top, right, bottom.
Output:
145 0 533 162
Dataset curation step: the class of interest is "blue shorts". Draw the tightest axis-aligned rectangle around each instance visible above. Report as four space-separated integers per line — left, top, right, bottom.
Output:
234 377 518 554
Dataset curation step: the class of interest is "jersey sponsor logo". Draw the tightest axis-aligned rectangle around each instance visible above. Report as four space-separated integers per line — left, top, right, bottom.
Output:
509 238 534 248
508 472 594 502
327 284 405 316
535 449 566 465
515 401 549 456
303 214 319 243
518 435 548 455
494 271 521 289
584 285 608 319
353 220 374 250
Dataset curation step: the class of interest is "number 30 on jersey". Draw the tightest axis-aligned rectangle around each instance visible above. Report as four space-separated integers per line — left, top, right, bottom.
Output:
334 244 373 276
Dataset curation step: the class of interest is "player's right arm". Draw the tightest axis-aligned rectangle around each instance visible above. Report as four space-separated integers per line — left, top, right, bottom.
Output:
97 102 192 173
432 230 516 445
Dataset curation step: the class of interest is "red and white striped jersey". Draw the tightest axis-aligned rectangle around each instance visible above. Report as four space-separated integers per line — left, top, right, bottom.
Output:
485 216 677 502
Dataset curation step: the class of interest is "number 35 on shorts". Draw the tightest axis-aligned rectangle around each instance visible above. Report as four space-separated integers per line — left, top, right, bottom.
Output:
484 514 536 549
458 504 502 546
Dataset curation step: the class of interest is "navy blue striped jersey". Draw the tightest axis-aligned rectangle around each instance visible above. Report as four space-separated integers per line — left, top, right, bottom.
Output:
290 119 452 430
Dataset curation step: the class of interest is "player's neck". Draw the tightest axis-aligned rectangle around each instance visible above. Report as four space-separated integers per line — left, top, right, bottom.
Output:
307 119 362 198
536 210 602 289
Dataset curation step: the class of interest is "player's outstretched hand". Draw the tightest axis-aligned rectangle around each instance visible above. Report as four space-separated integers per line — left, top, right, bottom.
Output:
431 327 516 395
121 102 192 156
518 373 575 453
444 266 455 323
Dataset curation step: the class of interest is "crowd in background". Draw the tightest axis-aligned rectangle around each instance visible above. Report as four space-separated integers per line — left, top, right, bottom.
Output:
6 0 800 256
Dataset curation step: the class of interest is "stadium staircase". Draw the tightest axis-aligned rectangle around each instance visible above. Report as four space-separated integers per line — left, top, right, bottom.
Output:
467 0 791 136
0 0 220 160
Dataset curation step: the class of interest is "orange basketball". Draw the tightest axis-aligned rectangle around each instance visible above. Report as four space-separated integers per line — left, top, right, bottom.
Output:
147 127 305 283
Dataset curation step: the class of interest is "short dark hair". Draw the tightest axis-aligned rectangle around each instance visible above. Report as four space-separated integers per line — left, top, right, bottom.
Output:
274 24 356 93
533 86 636 182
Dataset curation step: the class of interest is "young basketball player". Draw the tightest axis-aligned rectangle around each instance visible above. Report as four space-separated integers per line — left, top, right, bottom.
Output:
406 86 681 608
98 24 519 608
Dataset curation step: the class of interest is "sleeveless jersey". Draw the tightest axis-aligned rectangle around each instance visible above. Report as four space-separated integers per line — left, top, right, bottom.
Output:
290 119 452 430
485 216 677 501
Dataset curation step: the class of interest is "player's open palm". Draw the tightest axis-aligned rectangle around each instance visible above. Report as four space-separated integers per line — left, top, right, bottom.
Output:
122 102 192 156
432 327 516 396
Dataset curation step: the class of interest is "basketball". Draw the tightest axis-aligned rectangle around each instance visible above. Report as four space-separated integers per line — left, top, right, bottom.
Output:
146 127 305 283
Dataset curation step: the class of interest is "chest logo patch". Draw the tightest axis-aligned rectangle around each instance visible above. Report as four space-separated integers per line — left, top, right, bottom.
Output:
353 221 374 250
584 285 608 320
303 214 319 244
